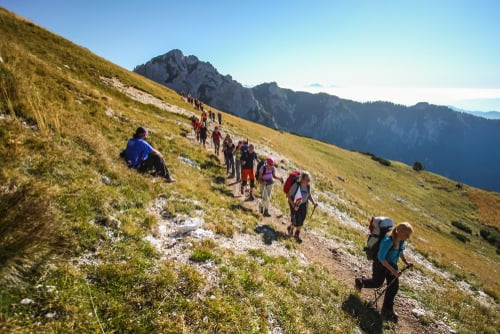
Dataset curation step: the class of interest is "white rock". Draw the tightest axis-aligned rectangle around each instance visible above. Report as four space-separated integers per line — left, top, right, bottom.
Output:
20 298 33 305
45 312 56 318
411 308 427 318
101 175 111 185
176 217 204 234
190 228 214 239
178 156 201 169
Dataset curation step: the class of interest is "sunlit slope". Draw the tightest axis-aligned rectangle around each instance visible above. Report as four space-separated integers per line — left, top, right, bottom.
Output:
1 6 498 333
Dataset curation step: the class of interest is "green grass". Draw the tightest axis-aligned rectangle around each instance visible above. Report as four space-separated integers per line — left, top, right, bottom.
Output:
1 6 499 333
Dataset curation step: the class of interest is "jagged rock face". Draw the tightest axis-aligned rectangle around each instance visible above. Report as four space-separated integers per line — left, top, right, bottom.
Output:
134 49 277 128
135 50 500 192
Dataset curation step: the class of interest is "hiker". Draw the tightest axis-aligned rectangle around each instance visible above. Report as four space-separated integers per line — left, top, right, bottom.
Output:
199 123 208 148
124 127 175 183
224 138 236 177
286 172 317 243
194 117 202 142
201 110 208 126
217 111 222 125
258 157 284 217
212 126 222 155
240 144 258 200
222 134 231 164
355 222 414 321
234 140 244 183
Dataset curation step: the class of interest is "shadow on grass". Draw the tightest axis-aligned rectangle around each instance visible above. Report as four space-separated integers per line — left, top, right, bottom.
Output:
254 224 287 245
342 294 383 334
229 203 255 216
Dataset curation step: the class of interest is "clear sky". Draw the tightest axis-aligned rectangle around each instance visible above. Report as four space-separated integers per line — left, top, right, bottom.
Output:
1 0 500 111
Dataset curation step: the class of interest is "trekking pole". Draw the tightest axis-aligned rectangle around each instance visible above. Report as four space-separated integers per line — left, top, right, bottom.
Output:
370 264 412 308
310 203 317 219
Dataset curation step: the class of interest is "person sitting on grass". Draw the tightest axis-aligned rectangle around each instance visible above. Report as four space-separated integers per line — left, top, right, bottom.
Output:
124 126 176 183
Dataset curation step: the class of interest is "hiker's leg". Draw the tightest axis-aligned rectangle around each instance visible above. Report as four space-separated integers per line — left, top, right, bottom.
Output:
235 159 241 182
263 183 273 211
293 205 307 242
249 176 255 197
361 260 386 288
143 155 171 179
382 265 399 312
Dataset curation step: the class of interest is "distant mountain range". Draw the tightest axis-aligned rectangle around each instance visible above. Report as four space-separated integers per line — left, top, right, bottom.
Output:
134 49 500 192
447 106 500 120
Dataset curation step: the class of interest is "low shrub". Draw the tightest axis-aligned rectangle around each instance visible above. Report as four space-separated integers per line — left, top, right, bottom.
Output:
451 220 472 234
451 231 470 243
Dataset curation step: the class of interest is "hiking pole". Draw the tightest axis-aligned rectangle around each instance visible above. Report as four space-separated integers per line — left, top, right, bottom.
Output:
370 264 412 308
310 203 317 219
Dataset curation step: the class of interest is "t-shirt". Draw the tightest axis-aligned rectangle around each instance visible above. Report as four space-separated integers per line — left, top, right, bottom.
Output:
225 143 235 156
240 151 257 169
288 182 310 205
259 166 274 181
125 138 153 167
212 131 222 142
377 237 405 265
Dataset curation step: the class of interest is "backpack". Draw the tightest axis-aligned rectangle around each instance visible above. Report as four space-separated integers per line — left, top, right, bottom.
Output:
283 171 301 194
255 159 266 179
364 216 393 260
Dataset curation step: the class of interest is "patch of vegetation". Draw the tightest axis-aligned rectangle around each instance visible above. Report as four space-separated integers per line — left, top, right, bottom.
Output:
451 231 470 243
480 226 500 254
451 220 472 234
413 161 424 171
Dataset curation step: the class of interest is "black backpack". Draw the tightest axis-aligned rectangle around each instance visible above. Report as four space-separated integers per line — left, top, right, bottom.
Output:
255 159 266 179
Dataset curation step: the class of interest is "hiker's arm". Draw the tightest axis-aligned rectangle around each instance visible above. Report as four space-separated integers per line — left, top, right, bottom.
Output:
380 259 401 277
272 171 284 183
150 149 164 160
308 194 317 207
400 253 413 267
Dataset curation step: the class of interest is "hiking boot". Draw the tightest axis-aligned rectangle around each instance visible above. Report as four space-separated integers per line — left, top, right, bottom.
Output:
354 278 363 291
294 231 302 244
248 194 255 201
263 210 271 217
287 225 294 236
166 177 176 183
381 309 399 322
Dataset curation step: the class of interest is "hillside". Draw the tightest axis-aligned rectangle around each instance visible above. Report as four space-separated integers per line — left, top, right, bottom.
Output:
135 50 500 193
1 7 499 334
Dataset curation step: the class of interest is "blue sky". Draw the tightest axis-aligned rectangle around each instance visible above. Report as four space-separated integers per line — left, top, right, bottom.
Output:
1 0 500 111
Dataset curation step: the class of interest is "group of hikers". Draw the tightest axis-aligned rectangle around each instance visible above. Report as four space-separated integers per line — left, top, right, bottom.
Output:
122 104 415 322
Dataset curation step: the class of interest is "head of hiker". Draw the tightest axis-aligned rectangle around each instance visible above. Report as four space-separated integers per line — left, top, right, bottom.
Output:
393 222 413 242
134 126 148 139
300 172 310 186
266 157 274 166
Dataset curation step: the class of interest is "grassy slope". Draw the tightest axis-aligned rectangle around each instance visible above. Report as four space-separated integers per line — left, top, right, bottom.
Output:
1 7 499 333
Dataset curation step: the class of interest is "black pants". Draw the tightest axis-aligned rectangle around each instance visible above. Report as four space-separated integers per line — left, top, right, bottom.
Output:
138 154 171 179
362 260 399 311
289 203 308 227
225 155 235 175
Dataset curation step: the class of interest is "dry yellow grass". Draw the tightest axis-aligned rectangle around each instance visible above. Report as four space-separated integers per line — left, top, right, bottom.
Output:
467 188 500 229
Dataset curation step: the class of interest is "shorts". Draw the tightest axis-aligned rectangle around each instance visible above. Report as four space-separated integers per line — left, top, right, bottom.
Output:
241 169 255 181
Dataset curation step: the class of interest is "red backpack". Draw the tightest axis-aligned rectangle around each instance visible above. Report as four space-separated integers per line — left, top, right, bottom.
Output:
283 171 301 194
